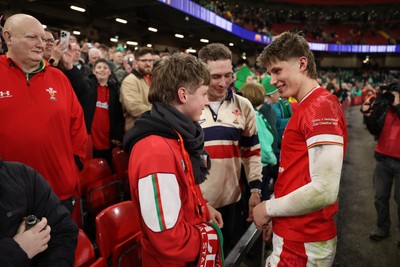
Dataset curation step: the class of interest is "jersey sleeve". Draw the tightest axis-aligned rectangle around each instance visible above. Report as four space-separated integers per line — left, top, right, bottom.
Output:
239 97 263 185
299 97 345 148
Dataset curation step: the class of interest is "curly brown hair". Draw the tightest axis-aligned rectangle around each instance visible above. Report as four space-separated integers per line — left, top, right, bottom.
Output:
257 31 317 79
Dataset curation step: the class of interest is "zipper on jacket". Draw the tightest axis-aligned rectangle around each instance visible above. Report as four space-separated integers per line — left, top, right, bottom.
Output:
26 73 30 86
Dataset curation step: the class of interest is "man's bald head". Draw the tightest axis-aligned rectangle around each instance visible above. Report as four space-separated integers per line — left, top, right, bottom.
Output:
3 14 46 72
3 14 42 33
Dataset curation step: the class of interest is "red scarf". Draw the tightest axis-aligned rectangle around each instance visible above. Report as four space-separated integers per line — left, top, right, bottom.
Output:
195 222 224 267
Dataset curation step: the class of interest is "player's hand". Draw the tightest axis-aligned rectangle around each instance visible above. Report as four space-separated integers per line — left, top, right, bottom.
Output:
262 221 273 242
253 201 271 229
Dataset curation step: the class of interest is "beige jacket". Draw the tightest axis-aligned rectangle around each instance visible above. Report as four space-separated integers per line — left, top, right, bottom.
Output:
120 71 151 131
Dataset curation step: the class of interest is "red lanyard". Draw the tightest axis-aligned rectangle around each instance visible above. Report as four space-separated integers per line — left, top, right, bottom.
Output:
175 131 207 221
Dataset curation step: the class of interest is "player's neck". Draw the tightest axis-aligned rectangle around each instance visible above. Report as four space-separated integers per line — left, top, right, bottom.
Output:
296 79 320 102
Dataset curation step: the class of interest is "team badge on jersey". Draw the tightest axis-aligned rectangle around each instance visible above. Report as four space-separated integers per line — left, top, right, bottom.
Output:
46 87 57 101
232 109 241 124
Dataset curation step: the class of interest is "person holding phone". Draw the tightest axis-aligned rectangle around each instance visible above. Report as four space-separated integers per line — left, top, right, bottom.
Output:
42 30 69 67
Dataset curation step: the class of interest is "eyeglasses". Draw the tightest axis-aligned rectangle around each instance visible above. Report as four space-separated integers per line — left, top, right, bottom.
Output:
137 59 154 63
44 38 55 43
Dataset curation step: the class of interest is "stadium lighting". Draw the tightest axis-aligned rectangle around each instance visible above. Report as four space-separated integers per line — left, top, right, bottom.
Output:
127 41 138 46
116 18 127 24
70 5 86 12
148 27 158 32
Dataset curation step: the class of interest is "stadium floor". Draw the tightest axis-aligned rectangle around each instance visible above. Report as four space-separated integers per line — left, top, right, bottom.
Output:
334 105 400 267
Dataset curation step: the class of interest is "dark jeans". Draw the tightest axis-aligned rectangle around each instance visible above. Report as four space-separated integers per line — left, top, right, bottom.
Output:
261 164 278 201
217 199 247 256
373 154 400 233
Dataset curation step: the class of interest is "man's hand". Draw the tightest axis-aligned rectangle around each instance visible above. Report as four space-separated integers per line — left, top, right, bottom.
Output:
13 217 51 259
247 192 261 222
61 45 74 70
49 40 68 66
253 201 271 229
262 221 273 242
207 203 224 228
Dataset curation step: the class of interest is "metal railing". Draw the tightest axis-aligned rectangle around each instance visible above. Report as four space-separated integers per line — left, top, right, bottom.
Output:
225 223 265 267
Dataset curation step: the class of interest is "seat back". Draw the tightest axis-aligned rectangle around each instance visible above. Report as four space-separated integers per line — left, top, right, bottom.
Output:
74 229 95 267
88 257 107 267
112 147 129 179
79 158 112 195
95 201 140 259
71 196 84 229
86 174 122 217
112 232 142 267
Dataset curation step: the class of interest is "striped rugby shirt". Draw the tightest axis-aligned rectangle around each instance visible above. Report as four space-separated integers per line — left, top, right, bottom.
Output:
200 89 263 208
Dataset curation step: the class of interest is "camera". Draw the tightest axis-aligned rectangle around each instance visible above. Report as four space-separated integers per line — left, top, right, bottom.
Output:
378 82 399 105
25 215 39 231
380 82 400 94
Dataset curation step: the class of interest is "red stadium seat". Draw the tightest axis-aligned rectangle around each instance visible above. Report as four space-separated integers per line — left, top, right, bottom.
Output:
112 147 129 180
86 174 122 217
88 257 107 267
71 196 84 229
112 232 142 267
112 147 131 200
79 158 112 196
95 201 141 266
74 229 96 267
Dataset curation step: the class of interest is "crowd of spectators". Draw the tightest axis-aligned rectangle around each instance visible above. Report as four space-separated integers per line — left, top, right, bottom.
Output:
200 0 400 44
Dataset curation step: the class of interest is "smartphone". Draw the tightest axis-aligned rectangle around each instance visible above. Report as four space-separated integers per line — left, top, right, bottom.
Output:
60 30 70 51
